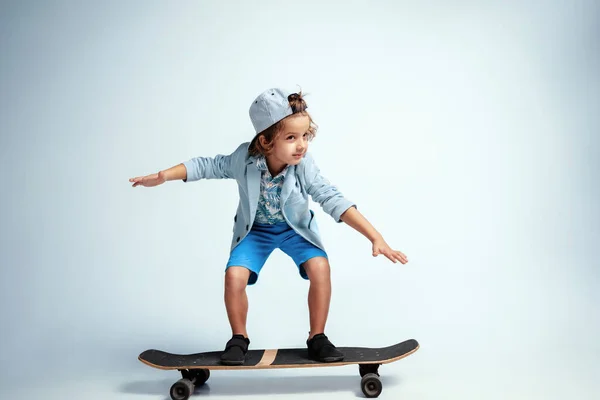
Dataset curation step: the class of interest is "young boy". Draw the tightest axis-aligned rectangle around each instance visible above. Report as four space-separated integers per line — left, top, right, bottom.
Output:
129 88 408 365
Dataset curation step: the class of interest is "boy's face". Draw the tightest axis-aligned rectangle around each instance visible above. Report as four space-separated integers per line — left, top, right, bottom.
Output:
267 114 310 167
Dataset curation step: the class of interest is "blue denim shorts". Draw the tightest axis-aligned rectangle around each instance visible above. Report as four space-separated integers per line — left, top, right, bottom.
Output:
226 221 328 285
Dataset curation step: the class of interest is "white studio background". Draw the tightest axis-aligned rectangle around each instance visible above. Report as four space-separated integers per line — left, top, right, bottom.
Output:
1 1 598 399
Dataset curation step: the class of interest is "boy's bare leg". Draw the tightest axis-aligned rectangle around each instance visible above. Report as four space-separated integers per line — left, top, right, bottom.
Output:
302 257 332 339
224 266 251 338
302 256 344 361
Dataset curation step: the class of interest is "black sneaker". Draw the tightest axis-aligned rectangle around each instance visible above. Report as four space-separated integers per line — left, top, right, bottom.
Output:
306 333 344 362
220 334 250 365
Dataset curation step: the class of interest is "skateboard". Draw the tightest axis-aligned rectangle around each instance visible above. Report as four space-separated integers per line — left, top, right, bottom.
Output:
138 338 419 399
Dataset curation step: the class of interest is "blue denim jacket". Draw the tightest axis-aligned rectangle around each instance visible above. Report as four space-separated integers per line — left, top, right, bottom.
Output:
182 142 356 252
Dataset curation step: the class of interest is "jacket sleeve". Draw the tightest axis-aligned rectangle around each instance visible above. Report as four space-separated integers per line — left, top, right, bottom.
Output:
301 152 356 222
182 142 248 182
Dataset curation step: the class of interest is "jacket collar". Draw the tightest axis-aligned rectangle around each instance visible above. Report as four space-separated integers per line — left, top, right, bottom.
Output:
255 155 289 179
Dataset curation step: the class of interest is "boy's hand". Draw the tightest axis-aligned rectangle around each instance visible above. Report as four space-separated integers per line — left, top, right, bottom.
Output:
129 171 167 187
372 237 408 264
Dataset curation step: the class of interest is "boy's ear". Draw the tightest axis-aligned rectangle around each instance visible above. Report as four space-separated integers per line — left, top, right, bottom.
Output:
259 135 272 151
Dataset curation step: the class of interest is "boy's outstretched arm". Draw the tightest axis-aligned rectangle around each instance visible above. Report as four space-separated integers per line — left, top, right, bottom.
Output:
129 142 249 188
162 163 188 181
340 206 409 265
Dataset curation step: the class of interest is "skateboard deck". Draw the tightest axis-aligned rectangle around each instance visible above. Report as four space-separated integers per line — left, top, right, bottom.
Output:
139 338 419 399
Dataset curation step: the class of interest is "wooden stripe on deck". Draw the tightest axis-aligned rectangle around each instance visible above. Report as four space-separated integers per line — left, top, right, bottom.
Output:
257 349 278 367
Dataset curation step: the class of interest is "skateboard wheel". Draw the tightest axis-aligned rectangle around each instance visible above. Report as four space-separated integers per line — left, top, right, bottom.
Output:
170 378 194 400
194 368 210 385
361 373 382 398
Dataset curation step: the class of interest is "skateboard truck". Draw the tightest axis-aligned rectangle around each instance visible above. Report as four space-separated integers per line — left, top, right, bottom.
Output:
359 363 380 376
170 369 210 400
358 363 382 398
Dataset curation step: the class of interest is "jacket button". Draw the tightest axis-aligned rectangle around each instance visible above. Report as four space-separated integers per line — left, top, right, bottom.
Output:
236 237 240 242
234 215 237 222
246 225 249 231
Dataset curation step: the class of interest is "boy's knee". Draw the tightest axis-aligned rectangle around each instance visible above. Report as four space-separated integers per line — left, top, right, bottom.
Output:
303 257 330 280
225 266 250 290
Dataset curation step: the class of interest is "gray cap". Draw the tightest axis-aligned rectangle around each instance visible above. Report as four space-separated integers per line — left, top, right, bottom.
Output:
249 88 293 134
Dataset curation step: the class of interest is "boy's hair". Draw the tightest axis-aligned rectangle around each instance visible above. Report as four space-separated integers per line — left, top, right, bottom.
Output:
248 91 318 157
